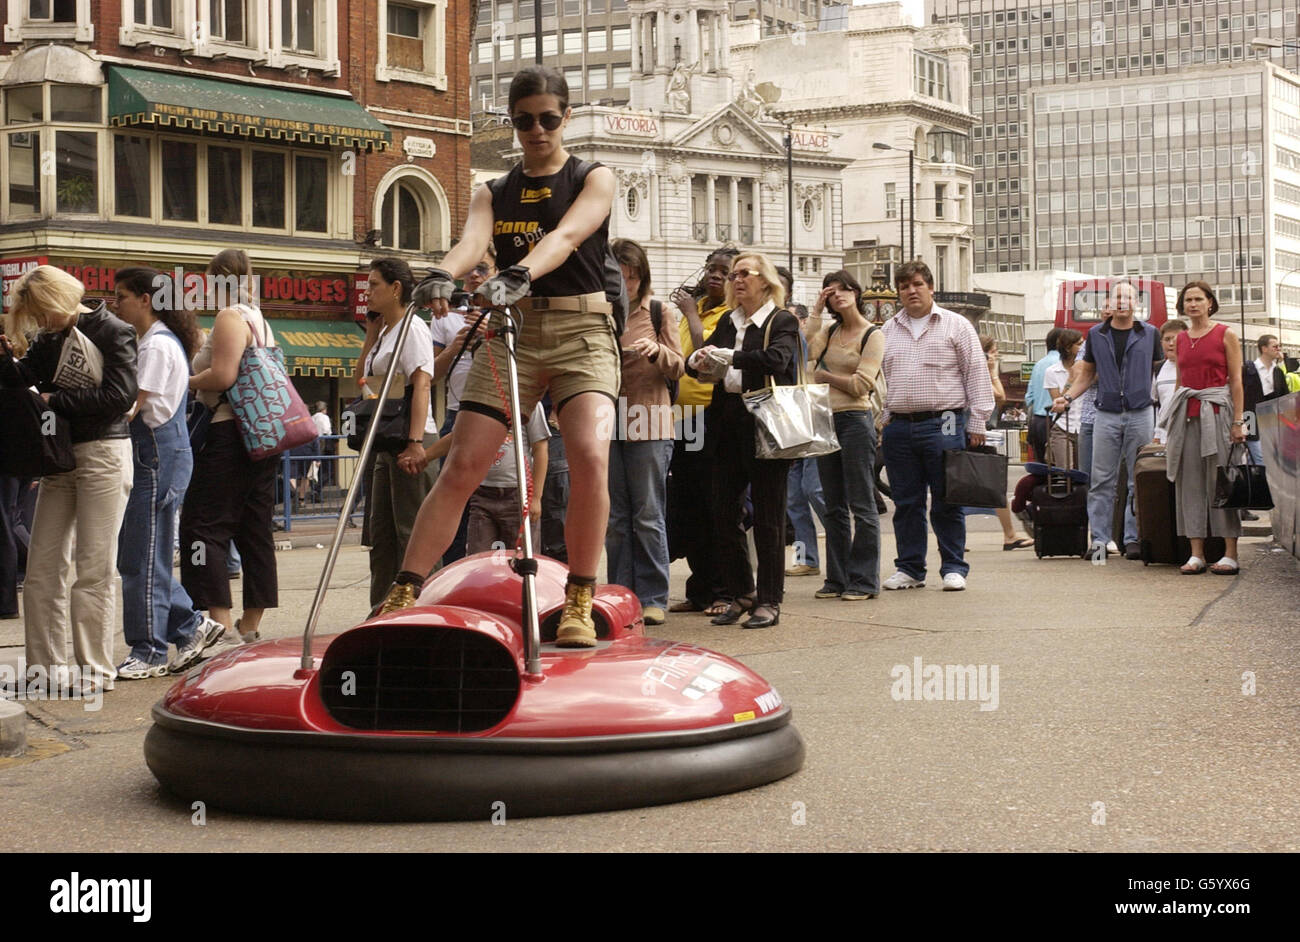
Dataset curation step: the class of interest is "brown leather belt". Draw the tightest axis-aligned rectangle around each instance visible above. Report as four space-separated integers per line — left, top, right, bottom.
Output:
517 292 611 315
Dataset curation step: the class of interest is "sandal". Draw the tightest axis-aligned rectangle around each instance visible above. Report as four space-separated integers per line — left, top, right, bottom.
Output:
710 596 755 626
1003 538 1034 551
1209 557 1239 575
668 600 702 613
1179 556 1207 575
702 599 732 618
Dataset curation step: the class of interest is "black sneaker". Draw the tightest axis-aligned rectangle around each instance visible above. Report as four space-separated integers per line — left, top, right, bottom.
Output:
1124 542 1142 560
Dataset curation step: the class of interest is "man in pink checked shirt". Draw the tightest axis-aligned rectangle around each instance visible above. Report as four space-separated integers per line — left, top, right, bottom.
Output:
878 261 994 593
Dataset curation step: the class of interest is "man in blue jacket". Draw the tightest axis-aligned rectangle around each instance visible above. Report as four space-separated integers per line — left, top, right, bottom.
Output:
1050 281 1162 560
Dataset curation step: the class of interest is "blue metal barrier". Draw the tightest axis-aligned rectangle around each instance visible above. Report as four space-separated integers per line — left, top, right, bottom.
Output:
273 435 365 532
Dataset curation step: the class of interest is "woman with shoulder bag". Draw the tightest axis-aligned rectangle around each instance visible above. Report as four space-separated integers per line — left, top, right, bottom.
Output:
179 249 279 644
606 238 684 627
360 257 438 609
111 268 225 679
686 252 801 629
807 270 885 601
0 266 137 694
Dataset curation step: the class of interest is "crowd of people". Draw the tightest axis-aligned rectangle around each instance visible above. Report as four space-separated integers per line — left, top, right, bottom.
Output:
1 64 1291 699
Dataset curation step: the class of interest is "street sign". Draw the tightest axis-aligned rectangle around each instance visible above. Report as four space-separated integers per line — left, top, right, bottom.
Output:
1020 362 1034 382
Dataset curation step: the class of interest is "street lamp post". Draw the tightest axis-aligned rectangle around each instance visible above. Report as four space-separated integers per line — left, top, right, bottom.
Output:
785 123 794 276
873 141 915 260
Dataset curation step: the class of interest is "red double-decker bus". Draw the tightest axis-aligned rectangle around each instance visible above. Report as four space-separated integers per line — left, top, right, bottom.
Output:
1055 277 1171 333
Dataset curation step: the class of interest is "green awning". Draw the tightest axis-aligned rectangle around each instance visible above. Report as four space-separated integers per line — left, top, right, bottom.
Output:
107 65 391 151
197 316 364 377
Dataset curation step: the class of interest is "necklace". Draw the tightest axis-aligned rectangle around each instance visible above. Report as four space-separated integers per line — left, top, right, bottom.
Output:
1187 321 1215 349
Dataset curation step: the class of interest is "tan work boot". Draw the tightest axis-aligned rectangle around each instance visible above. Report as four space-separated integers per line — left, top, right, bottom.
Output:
555 581 598 648
377 581 418 615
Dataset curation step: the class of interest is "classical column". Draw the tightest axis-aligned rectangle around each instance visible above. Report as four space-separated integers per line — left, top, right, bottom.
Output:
686 11 699 66
751 177 761 244
656 10 668 70
711 15 721 72
642 15 653 73
649 171 660 240
720 13 730 71
823 182 833 246
729 176 739 240
706 174 717 242
630 13 641 74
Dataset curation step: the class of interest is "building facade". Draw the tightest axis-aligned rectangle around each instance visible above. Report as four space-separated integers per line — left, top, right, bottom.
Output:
0 0 473 408
730 2 979 314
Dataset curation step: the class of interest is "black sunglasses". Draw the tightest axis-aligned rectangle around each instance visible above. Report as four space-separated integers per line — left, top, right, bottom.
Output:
511 112 564 132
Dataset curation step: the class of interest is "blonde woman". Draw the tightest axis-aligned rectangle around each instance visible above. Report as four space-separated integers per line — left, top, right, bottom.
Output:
686 253 800 629
0 266 137 694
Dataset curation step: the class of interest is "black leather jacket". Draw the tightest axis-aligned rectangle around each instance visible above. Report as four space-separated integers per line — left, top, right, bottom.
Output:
0 300 138 444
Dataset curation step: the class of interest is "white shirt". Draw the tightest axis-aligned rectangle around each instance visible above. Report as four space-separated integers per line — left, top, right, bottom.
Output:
311 412 332 437
1151 360 1178 444
723 299 777 393
1044 361 1082 431
135 321 190 428
364 314 438 435
430 308 472 410
1254 358 1275 397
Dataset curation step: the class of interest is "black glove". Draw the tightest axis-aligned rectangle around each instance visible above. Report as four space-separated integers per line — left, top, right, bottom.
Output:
412 267 455 307
479 265 532 308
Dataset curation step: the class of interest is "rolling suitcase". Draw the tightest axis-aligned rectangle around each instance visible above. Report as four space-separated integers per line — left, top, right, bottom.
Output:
1031 414 1090 558
1134 442 1226 566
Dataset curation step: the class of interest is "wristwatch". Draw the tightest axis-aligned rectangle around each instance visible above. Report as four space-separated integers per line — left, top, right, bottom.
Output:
1063 394 1074 404
407 438 422 446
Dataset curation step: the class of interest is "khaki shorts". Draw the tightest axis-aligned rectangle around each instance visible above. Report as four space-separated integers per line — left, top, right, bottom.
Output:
459 308 620 423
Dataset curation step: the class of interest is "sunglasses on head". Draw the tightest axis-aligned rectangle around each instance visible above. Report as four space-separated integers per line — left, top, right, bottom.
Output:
511 112 565 132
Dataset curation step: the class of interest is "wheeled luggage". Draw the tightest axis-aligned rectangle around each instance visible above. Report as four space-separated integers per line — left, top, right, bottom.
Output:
1029 413 1090 558
1133 442 1225 566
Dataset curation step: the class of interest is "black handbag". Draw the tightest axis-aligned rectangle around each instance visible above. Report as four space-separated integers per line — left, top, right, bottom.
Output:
943 445 1008 508
1212 443 1273 510
186 394 214 453
344 385 413 452
0 387 76 476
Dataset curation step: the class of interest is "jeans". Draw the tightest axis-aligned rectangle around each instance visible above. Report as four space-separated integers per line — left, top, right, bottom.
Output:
1087 408 1152 547
606 438 673 608
118 410 204 665
881 414 968 580
0 475 21 614
816 411 881 595
1246 439 1263 465
786 458 826 568
227 541 242 575
1079 422 1094 485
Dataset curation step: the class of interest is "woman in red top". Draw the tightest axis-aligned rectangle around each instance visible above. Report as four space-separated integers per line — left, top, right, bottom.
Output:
1170 282 1245 574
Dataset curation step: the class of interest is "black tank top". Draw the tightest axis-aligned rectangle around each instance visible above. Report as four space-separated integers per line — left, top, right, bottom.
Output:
487 155 609 299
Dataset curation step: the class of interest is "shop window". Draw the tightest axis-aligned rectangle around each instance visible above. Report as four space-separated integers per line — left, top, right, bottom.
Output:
50 85 99 123
208 145 242 226
113 133 151 218
7 131 40 215
252 150 286 229
294 154 328 232
162 139 198 221
52 129 97 214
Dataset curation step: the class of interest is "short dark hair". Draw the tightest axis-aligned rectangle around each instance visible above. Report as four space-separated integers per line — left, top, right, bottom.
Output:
1044 327 1063 354
369 257 415 304
1161 319 1188 337
1175 280 1220 317
508 66 569 113
610 237 652 309
822 269 865 317
1056 328 1084 356
894 260 934 290
1258 333 1278 352
775 265 794 296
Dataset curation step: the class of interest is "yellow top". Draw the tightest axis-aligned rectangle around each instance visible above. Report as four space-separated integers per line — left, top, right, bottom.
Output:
675 297 730 407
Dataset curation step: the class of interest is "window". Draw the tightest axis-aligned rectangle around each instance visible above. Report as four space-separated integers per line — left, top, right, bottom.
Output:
563 30 580 54
161 139 197 221
884 182 896 219
208 145 241 226
209 0 246 43
133 0 172 29
380 179 422 249
387 2 419 36
802 199 814 230
588 66 607 91
281 0 318 54
294 154 327 231
252 150 285 228
935 183 946 219
113 134 151 218
611 25 630 50
612 65 630 87
913 51 950 102
377 0 448 88
542 32 557 57
587 27 606 53
8 131 41 215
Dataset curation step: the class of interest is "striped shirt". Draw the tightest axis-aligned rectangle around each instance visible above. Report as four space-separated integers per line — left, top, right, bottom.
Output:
880 303 996 433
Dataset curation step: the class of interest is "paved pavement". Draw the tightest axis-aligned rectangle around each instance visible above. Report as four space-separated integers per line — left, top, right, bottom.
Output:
2 514 1298 852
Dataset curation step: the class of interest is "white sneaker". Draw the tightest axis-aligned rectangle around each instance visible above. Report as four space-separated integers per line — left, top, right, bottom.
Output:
1106 541 1119 555
883 571 926 590
168 616 226 673
942 573 967 591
